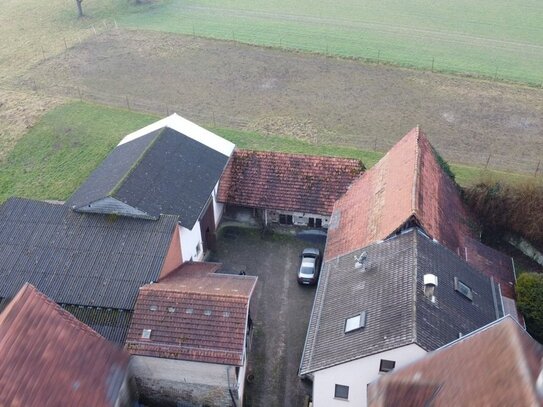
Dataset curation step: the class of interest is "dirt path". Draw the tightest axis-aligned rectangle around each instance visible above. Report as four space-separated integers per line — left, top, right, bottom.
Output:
13 29 543 173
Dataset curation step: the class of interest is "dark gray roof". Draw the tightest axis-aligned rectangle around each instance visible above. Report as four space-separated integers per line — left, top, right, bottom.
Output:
67 127 231 228
299 228 501 375
62 305 132 344
0 197 178 310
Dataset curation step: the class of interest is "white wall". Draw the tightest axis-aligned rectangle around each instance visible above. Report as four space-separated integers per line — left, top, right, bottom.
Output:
179 223 204 262
212 181 224 229
130 356 238 406
312 344 427 407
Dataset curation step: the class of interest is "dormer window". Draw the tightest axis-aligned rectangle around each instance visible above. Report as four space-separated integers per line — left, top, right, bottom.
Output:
345 312 366 333
454 277 473 301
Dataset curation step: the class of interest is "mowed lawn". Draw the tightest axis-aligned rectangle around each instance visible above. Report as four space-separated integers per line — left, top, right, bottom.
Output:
112 0 543 85
0 102 537 204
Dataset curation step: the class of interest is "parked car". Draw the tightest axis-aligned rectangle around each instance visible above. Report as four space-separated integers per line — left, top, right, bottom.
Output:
297 248 321 285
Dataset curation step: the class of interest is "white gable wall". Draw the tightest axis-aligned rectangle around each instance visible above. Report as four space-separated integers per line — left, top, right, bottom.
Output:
212 181 225 229
118 113 235 157
312 344 426 407
179 223 204 262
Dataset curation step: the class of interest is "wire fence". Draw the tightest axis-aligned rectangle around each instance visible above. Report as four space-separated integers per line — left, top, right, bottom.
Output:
4 18 543 177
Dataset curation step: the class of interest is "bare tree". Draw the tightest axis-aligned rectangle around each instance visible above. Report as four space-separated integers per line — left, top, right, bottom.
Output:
75 0 84 18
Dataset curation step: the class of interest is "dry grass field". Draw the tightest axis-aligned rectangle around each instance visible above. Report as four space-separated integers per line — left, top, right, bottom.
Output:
11 29 543 174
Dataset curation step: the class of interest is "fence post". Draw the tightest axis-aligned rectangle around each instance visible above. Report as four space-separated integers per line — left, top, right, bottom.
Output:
125 96 131 111
484 153 492 169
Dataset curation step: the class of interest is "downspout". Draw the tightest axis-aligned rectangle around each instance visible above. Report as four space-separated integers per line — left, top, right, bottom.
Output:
226 366 239 407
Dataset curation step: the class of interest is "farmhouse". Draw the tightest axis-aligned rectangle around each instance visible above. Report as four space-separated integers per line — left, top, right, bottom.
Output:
218 149 364 228
125 262 257 407
367 316 543 406
300 127 519 407
299 228 502 406
325 127 517 303
0 197 181 342
0 283 136 406
67 113 235 262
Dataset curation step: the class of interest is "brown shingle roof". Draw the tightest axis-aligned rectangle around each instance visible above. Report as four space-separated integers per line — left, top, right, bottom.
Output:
367 316 543 407
324 127 516 297
218 150 364 215
125 262 257 366
0 284 130 407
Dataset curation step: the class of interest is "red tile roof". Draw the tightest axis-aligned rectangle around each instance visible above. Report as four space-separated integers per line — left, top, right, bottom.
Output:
324 127 516 297
368 316 543 407
125 262 257 366
218 150 364 215
0 284 130 407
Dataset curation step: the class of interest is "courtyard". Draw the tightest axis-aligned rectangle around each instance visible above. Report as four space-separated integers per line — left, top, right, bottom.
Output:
209 226 325 407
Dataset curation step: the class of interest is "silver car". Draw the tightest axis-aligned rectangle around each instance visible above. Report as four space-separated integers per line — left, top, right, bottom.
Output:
297 248 321 285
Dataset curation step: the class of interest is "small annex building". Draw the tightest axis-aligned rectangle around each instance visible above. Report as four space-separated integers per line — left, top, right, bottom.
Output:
368 316 543 406
218 150 364 228
0 197 182 343
0 283 136 407
125 262 257 407
67 114 235 262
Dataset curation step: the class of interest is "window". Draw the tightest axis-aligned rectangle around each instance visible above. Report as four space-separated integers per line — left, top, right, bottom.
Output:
379 359 396 373
454 277 473 301
334 384 349 400
196 242 202 256
345 311 366 333
141 329 152 339
279 214 293 225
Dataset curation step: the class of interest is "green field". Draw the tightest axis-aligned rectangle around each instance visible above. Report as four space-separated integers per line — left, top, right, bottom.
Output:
0 101 537 203
108 0 543 85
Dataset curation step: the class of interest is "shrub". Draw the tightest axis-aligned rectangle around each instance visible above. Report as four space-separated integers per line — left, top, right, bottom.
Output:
516 272 543 342
463 181 543 245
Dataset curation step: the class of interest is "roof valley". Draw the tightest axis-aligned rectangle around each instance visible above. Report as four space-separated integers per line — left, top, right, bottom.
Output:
412 231 419 345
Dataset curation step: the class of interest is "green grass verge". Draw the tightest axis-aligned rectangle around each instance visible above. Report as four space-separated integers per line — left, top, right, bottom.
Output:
0 102 158 203
107 0 543 86
0 102 537 203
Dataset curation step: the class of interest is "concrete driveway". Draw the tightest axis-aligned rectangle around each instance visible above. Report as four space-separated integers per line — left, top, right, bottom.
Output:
209 226 323 407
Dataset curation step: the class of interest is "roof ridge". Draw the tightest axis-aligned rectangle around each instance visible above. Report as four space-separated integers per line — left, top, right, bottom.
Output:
412 230 419 345
411 126 422 215
235 148 364 163
508 320 542 404
109 128 165 198
142 286 252 300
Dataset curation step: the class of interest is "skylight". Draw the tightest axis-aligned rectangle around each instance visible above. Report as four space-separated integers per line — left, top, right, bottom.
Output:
149 305 158 311
141 329 152 339
344 311 366 333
